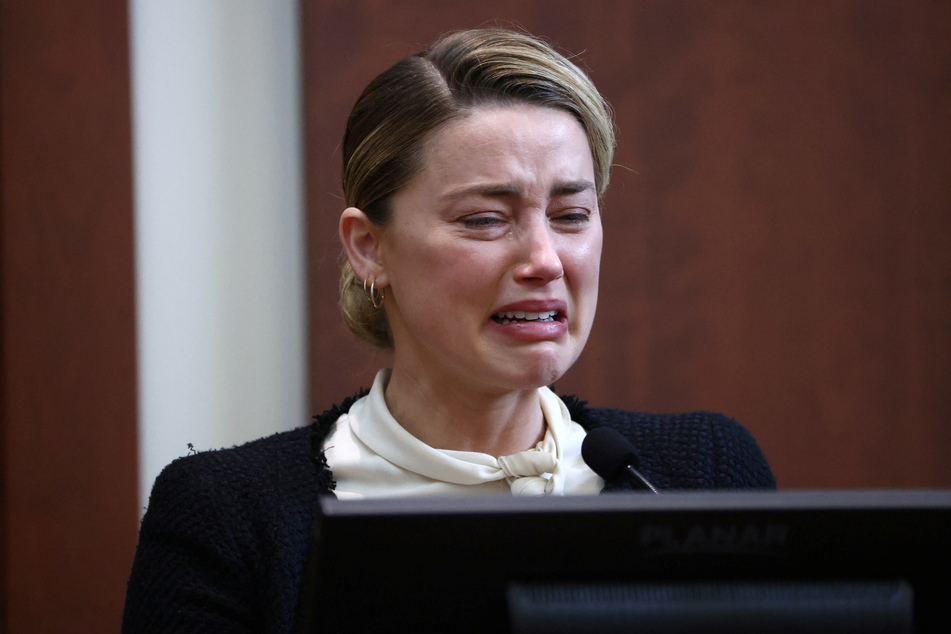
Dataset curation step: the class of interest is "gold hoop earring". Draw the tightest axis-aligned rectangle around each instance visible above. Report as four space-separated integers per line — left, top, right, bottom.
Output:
363 278 385 309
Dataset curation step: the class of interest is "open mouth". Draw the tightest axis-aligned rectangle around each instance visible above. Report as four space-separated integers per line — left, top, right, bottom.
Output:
491 310 559 325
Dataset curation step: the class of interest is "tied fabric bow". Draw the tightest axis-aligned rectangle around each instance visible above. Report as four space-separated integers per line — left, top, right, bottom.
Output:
498 442 558 495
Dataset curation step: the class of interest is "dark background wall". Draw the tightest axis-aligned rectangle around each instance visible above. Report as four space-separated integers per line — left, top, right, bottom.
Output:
304 0 951 489
1 0 139 631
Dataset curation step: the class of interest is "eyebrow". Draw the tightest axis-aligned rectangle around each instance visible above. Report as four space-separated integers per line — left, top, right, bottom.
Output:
550 179 596 197
442 179 596 201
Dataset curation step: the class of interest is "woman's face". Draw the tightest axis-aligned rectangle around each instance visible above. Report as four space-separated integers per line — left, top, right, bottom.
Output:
377 104 602 396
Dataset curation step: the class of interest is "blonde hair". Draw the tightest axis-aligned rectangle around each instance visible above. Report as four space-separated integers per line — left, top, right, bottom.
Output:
340 28 615 348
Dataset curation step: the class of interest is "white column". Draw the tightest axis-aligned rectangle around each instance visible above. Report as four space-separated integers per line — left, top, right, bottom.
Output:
130 0 308 507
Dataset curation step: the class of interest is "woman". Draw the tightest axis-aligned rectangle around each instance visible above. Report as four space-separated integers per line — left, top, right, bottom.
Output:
122 28 774 633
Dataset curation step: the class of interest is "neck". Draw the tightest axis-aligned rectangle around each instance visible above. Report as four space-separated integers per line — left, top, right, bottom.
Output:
382 368 546 458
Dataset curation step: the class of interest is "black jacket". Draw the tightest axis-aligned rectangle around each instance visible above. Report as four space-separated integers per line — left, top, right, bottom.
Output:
122 394 775 633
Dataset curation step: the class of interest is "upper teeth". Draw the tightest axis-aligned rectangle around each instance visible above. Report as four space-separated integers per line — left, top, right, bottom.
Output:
496 311 558 321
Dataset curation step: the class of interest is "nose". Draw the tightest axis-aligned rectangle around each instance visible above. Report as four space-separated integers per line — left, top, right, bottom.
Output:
514 220 564 284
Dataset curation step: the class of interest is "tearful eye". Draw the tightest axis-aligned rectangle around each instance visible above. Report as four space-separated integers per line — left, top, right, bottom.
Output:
552 209 591 224
457 213 511 238
462 216 505 228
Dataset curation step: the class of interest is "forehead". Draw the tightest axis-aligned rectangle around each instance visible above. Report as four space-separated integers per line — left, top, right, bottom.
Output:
411 104 595 197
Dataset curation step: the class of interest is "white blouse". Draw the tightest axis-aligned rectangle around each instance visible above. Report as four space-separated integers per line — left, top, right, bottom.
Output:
324 369 603 499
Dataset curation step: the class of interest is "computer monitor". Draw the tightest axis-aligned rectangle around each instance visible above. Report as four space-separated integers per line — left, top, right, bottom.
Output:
296 490 951 633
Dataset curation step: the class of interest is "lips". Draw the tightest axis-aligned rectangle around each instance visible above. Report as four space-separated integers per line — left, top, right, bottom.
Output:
490 300 567 325
492 310 559 325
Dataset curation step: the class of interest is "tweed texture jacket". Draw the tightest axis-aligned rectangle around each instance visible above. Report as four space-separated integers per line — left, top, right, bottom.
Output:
122 393 776 633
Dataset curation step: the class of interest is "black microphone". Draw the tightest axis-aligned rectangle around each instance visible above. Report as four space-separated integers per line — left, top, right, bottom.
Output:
581 427 660 494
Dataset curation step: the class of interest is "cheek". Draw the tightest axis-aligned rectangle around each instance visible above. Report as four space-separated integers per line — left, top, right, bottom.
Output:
565 234 603 286
441 249 510 306
388 239 501 310
383 232 453 289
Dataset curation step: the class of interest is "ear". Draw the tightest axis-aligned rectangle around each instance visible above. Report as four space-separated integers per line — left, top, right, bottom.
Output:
339 207 389 286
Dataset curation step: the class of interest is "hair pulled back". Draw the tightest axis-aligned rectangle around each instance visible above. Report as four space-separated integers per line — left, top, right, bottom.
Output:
339 28 615 348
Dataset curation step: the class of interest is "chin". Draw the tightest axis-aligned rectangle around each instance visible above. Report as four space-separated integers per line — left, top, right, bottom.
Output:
487 342 580 391
513 358 571 391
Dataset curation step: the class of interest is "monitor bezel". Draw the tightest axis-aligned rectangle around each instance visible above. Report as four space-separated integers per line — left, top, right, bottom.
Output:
297 490 951 633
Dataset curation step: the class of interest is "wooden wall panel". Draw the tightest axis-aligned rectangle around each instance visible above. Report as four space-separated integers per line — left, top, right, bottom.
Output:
0 1 139 631
303 1 951 488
